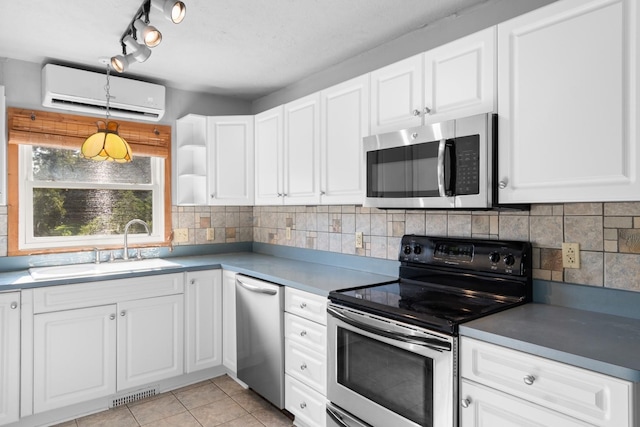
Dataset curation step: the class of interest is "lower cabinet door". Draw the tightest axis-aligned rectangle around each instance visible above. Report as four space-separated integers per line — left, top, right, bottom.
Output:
460 380 594 427
117 294 184 390
285 374 326 427
0 293 20 425
33 305 117 413
222 270 237 374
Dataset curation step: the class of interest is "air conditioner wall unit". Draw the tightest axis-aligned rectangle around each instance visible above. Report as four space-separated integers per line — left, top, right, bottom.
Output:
41 64 166 122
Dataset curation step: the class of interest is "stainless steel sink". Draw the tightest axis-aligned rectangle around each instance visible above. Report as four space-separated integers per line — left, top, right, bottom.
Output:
29 258 181 280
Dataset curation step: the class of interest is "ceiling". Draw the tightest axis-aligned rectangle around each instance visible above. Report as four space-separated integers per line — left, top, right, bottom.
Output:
0 0 489 100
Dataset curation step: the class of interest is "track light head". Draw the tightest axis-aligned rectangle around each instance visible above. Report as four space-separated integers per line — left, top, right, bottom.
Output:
123 35 152 63
111 54 134 73
151 0 186 24
134 19 162 47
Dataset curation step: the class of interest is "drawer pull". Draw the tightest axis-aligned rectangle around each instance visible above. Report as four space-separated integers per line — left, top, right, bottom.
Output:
300 302 307 309
300 402 307 409
300 363 307 371
461 398 471 409
523 375 535 385
300 330 307 337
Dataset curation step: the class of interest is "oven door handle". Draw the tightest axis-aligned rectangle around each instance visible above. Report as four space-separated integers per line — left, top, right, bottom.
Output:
327 306 451 352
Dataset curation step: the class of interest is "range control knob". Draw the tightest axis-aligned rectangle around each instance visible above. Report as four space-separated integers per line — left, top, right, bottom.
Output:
489 252 500 263
403 245 412 255
413 244 422 255
504 254 516 266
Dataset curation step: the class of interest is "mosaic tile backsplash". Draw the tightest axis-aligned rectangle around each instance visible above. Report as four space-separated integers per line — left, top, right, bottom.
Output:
2 203 640 292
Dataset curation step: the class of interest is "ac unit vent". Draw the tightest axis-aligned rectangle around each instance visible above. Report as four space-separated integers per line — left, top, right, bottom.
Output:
110 385 158 408
42 64 166 122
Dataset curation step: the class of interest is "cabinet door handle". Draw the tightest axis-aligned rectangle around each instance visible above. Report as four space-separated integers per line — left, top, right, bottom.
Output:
412 109 421 117
120 311 126 317
109 314 116 320
190 279 196 285
499 179 508 189
299 302 307 309
461 398 471 408
300 330 307 337
300 363 307 371
210 193 216 199
523 375 535 385
10 302 18 309
424 106 432 114
299 402 307 409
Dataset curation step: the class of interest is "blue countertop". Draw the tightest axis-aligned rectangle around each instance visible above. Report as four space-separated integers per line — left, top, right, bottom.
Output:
0 252 397 296
460 303 640 382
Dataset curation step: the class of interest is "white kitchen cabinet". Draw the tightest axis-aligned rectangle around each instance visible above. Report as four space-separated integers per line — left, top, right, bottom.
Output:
283 93 321 205
460 379 593 427
31 274 184 413
175 114 208 205
460 337 636 427
176 114 254 206
423 26 495 123
370 54 423 134
319 75 369 205
284 288 327 427
33 305 117 413
185 269 222 373
0 292 20 425
0 86 6 206
207 116 255 205
497 0 640 203
117 294 184 390
255 106 284 205
222 269 238 374
255 94 321 205
370 27 496 134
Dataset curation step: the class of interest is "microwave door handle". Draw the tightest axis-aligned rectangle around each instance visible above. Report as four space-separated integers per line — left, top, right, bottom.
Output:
327 306 451 352
437 138 447 197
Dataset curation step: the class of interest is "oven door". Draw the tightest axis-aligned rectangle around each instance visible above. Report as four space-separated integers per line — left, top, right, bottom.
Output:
327 304 456 427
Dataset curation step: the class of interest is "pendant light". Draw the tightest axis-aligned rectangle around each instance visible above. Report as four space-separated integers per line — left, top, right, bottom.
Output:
81 64 133 162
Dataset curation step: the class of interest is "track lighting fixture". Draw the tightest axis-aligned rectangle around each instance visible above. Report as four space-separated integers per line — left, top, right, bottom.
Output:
109 0 185 74
151 0 186 24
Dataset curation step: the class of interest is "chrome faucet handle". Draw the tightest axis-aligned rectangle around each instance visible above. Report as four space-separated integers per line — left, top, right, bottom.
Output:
136 248 143 260
110 251 116 262
93 248 101 264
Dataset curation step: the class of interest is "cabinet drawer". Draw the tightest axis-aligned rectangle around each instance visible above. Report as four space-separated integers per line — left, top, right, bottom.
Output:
285 288 326 325
285 312 326 354
285 338 326 395
460 337 633 427
460 379 593 427
285 374 326 427
33 273 184 313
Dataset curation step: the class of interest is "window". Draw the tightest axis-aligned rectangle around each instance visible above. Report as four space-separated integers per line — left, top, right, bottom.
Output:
7 108 172 255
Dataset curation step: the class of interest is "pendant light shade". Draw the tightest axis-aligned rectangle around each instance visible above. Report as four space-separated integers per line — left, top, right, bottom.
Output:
82 121 133 162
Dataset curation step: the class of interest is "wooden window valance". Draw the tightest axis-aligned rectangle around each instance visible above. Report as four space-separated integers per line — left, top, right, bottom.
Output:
7 108 171 158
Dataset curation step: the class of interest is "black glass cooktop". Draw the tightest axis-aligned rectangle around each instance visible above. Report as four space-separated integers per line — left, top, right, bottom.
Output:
329 280 523 335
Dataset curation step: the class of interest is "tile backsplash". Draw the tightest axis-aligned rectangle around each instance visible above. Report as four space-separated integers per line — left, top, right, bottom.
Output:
3 202 640 292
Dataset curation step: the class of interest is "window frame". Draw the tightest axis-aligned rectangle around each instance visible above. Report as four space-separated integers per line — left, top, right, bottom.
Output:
6 108 172 256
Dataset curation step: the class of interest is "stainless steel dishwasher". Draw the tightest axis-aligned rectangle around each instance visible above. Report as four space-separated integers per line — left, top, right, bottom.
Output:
235 274 284 408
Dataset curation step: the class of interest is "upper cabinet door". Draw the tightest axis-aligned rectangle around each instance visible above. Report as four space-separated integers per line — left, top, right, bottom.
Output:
320 75 370 205
370 54 423 134
207 116 255 205
424 27 496 124
283 93 321 205
498 0 640 203
175 114 208 206
255 106 284 205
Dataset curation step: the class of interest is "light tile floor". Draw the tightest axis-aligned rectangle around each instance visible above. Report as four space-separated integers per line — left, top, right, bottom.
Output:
52 375 295 427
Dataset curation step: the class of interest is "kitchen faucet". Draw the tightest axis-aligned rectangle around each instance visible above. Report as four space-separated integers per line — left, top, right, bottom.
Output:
123 219 150 260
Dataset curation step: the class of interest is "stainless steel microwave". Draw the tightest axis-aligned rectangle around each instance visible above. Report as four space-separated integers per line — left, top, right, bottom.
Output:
364 113 495 209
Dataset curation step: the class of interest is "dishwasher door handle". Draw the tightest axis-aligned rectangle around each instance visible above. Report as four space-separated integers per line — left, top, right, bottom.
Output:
237 278 278 295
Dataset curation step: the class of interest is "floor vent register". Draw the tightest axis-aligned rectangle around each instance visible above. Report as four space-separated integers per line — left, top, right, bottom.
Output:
110 386 158 408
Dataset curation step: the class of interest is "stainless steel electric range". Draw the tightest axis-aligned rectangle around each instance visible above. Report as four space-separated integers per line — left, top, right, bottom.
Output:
326 235 532 427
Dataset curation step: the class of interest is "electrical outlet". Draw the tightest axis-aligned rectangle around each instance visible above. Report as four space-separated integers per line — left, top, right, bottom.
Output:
562 242 580 269
206 228 215 241
174 228 189 243
355 232 364 249
286 227 292 240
